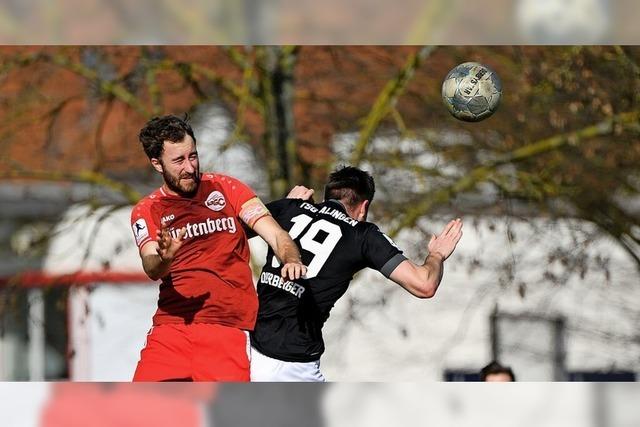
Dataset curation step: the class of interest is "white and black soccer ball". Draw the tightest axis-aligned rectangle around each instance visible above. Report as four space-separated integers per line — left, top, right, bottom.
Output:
441 62 502 122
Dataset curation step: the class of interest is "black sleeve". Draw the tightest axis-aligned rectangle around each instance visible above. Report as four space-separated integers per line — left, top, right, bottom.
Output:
361 224 407 278
266 198 301 217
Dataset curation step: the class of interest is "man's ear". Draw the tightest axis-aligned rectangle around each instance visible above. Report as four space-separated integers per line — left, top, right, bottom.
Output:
150 158 163 174
358 200 370 221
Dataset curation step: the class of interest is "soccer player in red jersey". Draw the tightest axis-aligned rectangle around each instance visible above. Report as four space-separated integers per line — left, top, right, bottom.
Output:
130 115 306 381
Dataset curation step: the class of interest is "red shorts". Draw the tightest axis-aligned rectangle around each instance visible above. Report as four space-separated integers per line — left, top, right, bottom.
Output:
133 323 250 382
41 384 204 427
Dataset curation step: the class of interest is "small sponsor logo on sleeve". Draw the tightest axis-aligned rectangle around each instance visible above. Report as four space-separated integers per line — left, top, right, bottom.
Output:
132 218 149 244
205 191 226 211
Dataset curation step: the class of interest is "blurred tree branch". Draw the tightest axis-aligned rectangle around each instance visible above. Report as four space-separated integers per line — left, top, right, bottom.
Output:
389 110 640 236
256 46 301 198
351 46 435 166
49 52 151 117
405 0 457 44
0 166 142 204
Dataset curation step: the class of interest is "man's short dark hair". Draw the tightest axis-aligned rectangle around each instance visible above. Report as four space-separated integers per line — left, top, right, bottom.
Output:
324 166 375 208
138 114 196 160
480 360 516 381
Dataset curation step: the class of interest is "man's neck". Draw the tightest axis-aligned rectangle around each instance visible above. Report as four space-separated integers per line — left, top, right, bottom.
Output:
162 183 178 196
326 198 347 211
326 199 359 221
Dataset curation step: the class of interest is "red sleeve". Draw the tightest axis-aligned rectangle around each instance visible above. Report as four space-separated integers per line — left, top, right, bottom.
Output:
130 198 159 250
217 175 257 215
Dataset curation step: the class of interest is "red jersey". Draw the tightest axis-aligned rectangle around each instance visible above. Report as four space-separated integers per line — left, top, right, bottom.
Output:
131 173 259 329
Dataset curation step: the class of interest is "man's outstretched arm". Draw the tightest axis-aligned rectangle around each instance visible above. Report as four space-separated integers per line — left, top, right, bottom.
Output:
389 218 463 298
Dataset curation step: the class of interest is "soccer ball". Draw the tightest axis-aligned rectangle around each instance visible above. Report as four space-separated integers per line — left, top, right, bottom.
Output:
441 62 502 122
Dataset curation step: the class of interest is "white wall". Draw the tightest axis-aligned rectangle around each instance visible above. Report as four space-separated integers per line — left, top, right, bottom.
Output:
43 204 157 380
0 383 50 427
321 217 640 381
35 121 640 381
43 195 640 382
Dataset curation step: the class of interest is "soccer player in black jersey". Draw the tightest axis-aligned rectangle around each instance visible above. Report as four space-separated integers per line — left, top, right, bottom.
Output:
250 166 463 381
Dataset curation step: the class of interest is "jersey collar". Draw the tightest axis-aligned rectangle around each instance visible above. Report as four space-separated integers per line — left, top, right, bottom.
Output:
326 199 348 213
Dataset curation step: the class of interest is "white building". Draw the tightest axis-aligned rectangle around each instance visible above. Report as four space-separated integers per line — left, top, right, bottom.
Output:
1 117 638 382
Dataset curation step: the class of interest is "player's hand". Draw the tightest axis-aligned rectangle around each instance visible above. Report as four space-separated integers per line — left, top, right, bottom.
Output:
286 185 314 201
281 261 307 281
427 218 463 261
156 226 186 263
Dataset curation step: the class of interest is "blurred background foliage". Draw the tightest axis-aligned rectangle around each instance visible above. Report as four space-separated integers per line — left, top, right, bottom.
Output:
1 46 639 270
0 0 638 44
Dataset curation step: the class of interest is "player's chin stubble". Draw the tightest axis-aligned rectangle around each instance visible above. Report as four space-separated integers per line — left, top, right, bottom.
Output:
164 169 200 197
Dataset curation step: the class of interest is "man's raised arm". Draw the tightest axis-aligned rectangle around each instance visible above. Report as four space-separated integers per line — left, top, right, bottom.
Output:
389 218 463 298
139 227 186 281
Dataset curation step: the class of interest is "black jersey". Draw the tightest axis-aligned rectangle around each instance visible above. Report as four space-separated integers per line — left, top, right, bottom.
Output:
251 199 406 362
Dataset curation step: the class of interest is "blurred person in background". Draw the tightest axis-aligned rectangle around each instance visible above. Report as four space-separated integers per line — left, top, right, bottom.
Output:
480 360 516 382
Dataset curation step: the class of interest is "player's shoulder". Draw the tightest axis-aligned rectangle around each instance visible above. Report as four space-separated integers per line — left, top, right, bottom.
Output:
355 220 381 234
358 221 401 249
200 173 256 198
200 172 243 185
133 188 164 209
200 172 220 182
131 188 166 224
354 220 391 241
267 197 306 212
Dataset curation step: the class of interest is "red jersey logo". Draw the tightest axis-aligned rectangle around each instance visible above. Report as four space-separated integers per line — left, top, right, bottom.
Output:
205 191 226 211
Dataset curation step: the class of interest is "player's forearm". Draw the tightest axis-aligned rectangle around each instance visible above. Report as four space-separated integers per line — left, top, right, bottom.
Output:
274 230 303 264
142 254 172 281
418 252 445 297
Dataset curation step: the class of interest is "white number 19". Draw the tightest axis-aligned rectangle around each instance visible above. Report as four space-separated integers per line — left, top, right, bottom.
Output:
271 214 342 278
